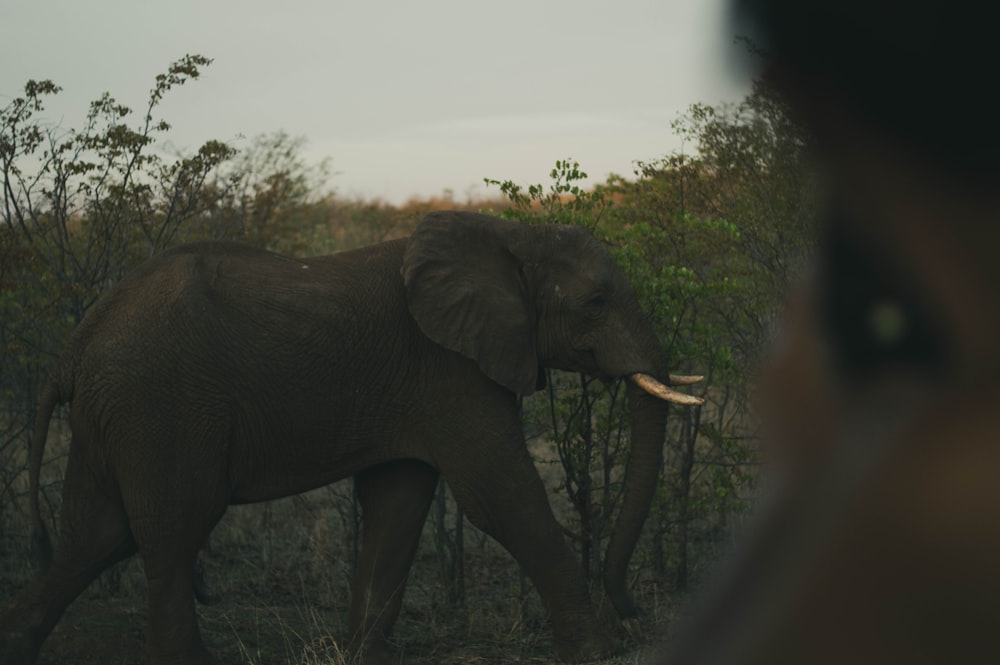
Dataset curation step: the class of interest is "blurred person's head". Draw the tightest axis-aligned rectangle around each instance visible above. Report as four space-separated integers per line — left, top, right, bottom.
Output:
659 4 1000 662
732 1 1000 387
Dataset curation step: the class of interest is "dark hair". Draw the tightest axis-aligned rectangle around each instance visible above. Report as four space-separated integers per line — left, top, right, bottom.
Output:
730 1 998 176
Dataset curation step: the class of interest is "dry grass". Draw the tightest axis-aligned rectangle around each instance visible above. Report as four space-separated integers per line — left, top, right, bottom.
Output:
1 423 709 665
3 485 692 664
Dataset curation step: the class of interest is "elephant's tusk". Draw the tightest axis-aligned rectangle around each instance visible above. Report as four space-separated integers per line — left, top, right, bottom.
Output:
668 374 704 386
630 373 705 406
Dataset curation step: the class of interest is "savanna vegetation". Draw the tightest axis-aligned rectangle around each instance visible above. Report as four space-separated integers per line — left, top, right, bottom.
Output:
0 55 814 663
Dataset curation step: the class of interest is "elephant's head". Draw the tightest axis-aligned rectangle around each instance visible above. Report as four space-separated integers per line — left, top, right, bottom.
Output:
402 210 701 617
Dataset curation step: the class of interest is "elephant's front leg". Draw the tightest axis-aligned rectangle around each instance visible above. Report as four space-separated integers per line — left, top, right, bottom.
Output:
438 412 616 662
348 459 439 665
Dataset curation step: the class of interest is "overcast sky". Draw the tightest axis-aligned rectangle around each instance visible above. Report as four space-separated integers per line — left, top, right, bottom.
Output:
3 0 751 204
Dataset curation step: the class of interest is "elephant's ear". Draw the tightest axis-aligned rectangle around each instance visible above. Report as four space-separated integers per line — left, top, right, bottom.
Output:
402 211 539 396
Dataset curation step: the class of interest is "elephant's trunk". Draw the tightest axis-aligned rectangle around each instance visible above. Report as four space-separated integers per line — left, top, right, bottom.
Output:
603 373 672 618
603 372 702 614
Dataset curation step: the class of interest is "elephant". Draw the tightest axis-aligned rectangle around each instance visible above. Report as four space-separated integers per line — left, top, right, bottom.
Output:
0 211 702 665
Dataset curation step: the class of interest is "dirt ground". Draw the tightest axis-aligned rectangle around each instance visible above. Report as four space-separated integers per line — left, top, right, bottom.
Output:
10 486 687 665
29 572 671 664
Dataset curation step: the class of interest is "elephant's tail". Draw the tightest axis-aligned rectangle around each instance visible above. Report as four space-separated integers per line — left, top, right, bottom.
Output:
29 379 62 572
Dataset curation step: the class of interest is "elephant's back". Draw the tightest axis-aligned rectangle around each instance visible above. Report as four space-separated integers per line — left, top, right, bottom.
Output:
64 239 416 401
68 242 289 355
77 239 406 339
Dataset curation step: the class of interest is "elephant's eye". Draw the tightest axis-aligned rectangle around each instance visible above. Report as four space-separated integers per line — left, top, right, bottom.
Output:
585 294 607 312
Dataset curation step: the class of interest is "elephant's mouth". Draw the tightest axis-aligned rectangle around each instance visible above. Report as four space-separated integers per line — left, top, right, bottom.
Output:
552 347 704 405
548 347 605 377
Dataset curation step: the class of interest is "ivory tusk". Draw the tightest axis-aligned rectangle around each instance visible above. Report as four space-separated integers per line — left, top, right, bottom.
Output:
668 374 704 386
630 373 705 406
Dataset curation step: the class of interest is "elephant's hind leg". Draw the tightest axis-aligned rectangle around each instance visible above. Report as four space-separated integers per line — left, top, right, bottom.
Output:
128 506 226 665
137 549 217 665
0 437 136 664
121 430 230 665
128 514 223 665
348 459 439 664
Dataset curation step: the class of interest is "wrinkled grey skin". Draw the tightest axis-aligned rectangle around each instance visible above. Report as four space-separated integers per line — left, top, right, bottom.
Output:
0 212 678 665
